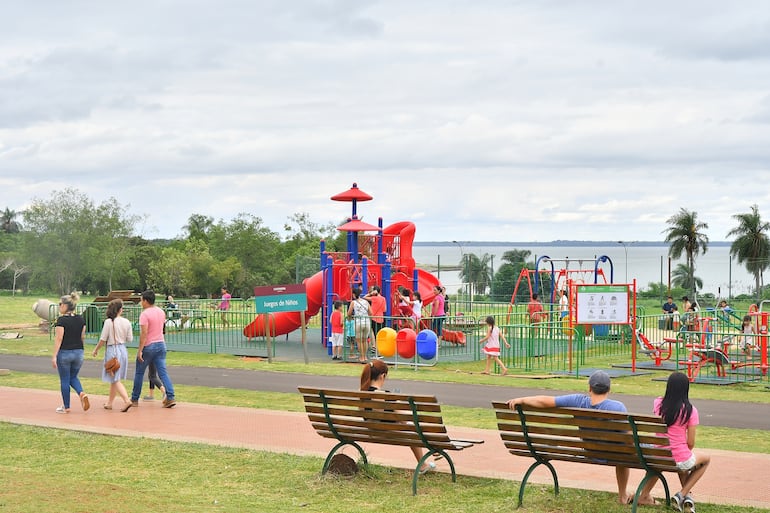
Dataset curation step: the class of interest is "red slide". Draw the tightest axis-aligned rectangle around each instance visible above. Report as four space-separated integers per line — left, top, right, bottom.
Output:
243 272 324 338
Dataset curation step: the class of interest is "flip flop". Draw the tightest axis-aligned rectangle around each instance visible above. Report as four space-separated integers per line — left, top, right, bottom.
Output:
103 404 113 410
121 402 133 413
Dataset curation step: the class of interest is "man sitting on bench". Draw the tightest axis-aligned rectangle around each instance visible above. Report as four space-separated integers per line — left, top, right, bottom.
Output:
506 371 636 506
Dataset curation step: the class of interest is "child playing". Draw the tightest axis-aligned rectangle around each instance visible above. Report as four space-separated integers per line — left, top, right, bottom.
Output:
740 314 759 356
329 301 344 361
479 316 510 375
344 307 356 360
638 371 710 512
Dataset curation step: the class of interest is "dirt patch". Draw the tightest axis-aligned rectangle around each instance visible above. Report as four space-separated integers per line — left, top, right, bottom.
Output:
0 323 37 330
326 453 358 476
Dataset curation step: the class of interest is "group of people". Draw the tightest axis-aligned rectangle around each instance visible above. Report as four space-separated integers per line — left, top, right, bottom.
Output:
510 369 710 512
329 284 450 363
52 289 176 414
662 296 761 355
359 358 709 511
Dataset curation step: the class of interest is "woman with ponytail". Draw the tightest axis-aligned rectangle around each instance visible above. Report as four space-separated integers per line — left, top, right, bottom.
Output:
51 292 89 414
359 360 436 474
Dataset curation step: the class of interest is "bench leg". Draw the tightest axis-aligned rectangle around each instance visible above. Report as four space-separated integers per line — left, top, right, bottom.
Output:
518 461 558 507
632 471 670 513
411 449 456 496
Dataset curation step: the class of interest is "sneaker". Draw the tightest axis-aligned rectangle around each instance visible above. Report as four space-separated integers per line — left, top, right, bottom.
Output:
55 405 68 414
143 395 155 400
162 398 177 408
671 492 683 512
419 462 437 474
683 496 695 513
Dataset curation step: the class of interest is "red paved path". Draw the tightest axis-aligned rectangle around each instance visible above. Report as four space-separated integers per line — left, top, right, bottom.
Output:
1 386 767 510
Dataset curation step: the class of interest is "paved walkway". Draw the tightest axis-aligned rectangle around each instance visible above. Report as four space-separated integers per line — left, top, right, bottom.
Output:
1 386 768 510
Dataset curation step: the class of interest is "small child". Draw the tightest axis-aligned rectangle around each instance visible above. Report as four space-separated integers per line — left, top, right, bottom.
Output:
638 372 710 512
479 316 510 375
740 315 758 356
329 301 344 361
344 306 356 360
672 306 680 331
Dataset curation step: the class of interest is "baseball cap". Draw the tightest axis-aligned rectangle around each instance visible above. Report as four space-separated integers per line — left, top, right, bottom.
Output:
588 370 611 390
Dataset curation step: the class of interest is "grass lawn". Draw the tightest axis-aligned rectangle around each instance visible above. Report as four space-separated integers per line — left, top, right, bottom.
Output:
2 295 770 512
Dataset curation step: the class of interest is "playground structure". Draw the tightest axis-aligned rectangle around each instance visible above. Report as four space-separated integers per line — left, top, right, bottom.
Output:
242 183 444 363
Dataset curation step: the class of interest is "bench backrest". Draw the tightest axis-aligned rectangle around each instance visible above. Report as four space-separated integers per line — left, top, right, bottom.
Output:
299 387 457 450
491 402 678 473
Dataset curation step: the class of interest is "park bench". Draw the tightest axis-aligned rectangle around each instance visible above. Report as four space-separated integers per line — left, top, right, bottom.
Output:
491 402 679 513
93 290 142 304
298 386 484 494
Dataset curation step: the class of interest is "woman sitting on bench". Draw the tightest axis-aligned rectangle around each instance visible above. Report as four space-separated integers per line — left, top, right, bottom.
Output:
360 360 436 474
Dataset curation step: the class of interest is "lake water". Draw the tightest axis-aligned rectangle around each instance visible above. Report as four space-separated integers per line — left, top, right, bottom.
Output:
412 243 753 298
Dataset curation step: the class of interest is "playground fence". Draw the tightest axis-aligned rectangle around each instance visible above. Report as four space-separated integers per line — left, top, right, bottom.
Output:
53 300 768 383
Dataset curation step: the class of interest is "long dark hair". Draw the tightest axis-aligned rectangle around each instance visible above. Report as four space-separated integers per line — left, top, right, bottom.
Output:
105 299 124 320
658 371 693 427
360 360 388 391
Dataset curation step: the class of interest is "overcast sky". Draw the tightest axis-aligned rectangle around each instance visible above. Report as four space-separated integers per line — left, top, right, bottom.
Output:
2 1 770 242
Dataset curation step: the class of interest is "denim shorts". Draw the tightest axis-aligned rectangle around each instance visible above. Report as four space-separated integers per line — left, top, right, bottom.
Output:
676 454 697 471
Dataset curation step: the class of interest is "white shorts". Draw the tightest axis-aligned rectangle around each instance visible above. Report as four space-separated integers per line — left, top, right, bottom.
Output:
330 333 344 348
676 454 697 471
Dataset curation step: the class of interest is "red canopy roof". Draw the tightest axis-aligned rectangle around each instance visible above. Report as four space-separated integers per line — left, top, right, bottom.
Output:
337 216 380 232
331 182 373 202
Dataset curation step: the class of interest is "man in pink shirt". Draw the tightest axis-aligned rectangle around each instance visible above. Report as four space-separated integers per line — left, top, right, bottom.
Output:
129 290 176 408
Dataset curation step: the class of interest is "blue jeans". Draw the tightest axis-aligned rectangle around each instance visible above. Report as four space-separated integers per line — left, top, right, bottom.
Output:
131 342 175 402
56 349 84 409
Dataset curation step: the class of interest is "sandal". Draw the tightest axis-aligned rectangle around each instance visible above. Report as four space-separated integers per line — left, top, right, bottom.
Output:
80 393 90 411
121 402 133 413
103 404 113 410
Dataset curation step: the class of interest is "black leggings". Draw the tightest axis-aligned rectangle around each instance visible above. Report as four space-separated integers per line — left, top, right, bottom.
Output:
148 362 164 390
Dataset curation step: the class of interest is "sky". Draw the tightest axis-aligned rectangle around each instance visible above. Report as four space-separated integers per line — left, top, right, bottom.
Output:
2 1 770 243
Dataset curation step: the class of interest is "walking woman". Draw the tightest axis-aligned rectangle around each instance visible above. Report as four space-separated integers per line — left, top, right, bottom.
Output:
92 298 134 412
51 292 90 414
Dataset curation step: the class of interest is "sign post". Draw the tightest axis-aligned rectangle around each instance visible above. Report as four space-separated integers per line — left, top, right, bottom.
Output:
254 284 309 364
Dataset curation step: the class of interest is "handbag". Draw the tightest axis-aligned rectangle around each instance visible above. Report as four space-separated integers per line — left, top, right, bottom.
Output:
104 356 120 375
103 318 121 375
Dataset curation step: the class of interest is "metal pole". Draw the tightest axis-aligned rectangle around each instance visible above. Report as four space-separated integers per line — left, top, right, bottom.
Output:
452 240 465 301
617 241 628 283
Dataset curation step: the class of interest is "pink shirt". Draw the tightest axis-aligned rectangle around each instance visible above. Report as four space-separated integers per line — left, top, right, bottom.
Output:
653 396 699 463
139 305 166 345
219 293 232 310
432 294 445 316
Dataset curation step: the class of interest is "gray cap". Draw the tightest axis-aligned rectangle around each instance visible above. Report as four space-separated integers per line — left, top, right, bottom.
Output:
588 370 611 390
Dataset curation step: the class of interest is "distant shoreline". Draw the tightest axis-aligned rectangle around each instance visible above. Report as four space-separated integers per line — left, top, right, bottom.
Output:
415 241 732 247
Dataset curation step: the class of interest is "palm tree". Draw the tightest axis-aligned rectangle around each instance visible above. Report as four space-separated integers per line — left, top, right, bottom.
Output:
663 208 709 297
727 204 770 301
671 263 703 292
1 208 21 233
460 253 494 298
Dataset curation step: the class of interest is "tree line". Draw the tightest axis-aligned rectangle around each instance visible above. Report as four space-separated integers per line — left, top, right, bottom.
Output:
0 188 345 298
2 192 769 303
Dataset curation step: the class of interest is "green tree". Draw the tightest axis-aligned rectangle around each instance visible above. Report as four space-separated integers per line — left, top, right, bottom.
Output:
727 204 770 301
209 213 284 295
458 252 494 298
21 189 140 295
671 263 703 292
1 208 22 233
183 214 214 243
663 208 709 297
491 249 533 302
